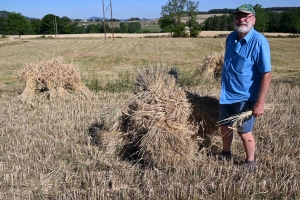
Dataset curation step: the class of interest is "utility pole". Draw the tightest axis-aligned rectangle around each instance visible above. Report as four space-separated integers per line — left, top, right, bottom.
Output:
110 0 114 40
102 0 114 40
102 0 107 40
53 17 58 38
53 19 56 37
55 16 58 38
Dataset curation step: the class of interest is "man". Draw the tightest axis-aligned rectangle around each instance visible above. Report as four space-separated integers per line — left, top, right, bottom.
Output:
219 4 272 167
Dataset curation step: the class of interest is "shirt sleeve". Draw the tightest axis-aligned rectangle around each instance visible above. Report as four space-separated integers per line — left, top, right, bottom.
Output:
255 38 271 74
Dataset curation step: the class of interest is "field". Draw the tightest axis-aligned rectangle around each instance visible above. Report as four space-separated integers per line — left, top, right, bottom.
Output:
75 13 227 34
140 25 161 33
0 35 299 199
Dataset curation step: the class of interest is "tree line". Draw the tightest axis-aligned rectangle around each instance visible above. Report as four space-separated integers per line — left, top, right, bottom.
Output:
0 13 143 38
205 6 300 14
1 3 300 38
0 0 201 38
202 5 300 34
159 1 300 37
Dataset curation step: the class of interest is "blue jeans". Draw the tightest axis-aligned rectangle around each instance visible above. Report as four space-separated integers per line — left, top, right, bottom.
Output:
219 101 256 133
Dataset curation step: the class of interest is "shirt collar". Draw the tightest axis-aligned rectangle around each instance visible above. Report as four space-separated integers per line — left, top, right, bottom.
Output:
235 28 254 43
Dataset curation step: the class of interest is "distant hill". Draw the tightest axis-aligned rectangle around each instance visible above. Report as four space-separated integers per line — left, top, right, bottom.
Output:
0 10 32 19
88 16 106 21
87 16 126 22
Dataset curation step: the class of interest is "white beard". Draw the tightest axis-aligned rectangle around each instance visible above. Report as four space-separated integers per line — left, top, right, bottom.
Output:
235 21 253 33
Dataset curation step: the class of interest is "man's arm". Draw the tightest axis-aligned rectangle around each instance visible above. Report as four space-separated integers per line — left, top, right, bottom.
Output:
252 72 272 117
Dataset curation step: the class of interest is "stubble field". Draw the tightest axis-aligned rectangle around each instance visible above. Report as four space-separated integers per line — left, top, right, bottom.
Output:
0 36 299 199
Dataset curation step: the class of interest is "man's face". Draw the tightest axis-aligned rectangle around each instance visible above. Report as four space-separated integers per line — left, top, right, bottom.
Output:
234 12 256 34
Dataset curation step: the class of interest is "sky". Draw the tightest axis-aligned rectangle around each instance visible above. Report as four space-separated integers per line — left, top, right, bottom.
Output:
1 0 299 20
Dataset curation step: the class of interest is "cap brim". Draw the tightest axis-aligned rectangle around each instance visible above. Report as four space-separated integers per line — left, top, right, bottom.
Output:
234 10 253 14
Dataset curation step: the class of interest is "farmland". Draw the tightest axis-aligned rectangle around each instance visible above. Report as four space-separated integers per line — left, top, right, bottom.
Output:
75 13 228 33
0 35 299 199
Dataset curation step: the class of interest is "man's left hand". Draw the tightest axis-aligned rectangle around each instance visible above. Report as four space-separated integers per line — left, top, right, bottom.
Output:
252 102 264 118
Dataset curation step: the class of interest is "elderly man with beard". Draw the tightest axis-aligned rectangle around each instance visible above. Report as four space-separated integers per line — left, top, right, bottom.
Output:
218 4 272 168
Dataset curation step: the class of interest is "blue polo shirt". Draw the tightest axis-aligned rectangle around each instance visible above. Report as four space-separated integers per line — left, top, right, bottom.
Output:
220 28 271 104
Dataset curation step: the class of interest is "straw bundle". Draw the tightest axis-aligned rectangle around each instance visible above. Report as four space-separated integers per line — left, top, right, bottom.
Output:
112 65 199 168
186 91 219 147
135 66 178 92
217 104 275 131
19 57 91 101
200 52 224 78
185 92 219 144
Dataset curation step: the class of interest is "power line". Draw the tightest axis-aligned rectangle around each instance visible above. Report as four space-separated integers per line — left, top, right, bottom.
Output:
115 0 154 14
113 0 160 19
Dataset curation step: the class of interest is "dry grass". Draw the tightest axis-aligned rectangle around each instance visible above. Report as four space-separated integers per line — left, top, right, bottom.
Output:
0 36 299 199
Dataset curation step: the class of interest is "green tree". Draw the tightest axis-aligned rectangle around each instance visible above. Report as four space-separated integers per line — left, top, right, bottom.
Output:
219 15 228 31
202 16 213 30
113 27 121 33
202 14 234 31
172 22 187 37
158 16 175 34
128 17 141 21
41 14 58 34
185 0 201 37
266 12 282 32
5 12 31 38
86 24 100 33
99 22 111 33
227 14 234 31
58 16 73 34
0 17 6 35
159 0 200 37
120 22 128 33
253 4 269 33
287 8 300 34
159 0 188 36
186 19 200 37
162 0 186 25
118 22 141 33
127 22 141 33
280 9 299 33
30 19 42 34
211 15 221 30
73 25 86 34
295 17 300 35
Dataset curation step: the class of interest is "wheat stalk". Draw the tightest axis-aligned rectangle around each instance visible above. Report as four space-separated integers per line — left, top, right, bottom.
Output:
217 104 275 130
